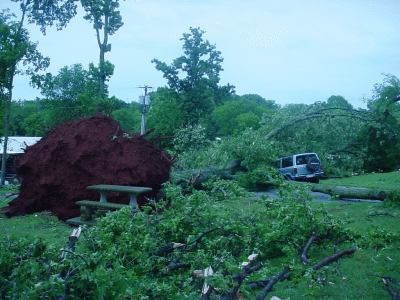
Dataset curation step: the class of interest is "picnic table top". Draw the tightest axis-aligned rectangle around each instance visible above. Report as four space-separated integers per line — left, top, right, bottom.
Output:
86 185 152 194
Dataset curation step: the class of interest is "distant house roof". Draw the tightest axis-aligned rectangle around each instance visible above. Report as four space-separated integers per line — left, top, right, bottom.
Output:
0 137 42 154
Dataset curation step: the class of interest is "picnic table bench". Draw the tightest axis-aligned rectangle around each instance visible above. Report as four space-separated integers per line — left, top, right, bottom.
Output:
66 185 152 226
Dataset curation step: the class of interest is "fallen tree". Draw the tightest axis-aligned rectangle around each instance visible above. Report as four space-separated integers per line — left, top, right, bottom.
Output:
170 159 276 190
311 184 390 201
170 159 246 189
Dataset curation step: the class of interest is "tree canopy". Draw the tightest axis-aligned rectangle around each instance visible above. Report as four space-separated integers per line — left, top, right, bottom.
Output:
152 27 234 126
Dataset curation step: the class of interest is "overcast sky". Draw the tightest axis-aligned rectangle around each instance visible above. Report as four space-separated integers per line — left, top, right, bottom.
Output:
3 0 400 109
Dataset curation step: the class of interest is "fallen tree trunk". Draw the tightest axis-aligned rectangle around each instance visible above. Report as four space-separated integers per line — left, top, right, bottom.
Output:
171 160 276 190
170 160 246 189
311 184 390 201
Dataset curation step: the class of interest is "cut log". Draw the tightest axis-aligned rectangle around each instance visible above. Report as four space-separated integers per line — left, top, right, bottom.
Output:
311 185 390 201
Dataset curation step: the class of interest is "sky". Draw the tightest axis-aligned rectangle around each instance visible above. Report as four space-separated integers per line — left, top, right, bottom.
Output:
2 0 400 109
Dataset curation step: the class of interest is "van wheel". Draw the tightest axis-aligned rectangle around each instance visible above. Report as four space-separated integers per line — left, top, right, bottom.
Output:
310 177 319 184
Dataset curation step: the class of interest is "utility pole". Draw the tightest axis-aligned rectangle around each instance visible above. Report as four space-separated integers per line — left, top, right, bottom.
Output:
138 85 152 135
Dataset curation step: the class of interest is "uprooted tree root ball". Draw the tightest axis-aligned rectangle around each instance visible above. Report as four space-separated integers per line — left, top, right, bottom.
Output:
3 113 172 221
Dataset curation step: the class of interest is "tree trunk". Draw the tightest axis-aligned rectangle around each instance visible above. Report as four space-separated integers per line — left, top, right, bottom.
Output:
170 160 247 189
0 66 15 186
1 3 27 186
311 184 389 201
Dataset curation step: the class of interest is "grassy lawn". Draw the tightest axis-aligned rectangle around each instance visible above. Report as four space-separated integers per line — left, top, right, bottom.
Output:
0 185 73 246
321 171 400 190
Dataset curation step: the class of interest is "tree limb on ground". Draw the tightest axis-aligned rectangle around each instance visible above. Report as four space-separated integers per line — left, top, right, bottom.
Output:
255 266 291 300
366 212 399 218
301 248 357 275
219 261 263 300
367 274 400 300
311 185 389 201
301 235 317 264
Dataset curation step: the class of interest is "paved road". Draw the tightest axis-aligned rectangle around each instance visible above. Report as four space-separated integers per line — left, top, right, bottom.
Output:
250 190 381 203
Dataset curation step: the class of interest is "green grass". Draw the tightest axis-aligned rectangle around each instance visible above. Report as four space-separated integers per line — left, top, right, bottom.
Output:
321 171 400 190
0 184 72 245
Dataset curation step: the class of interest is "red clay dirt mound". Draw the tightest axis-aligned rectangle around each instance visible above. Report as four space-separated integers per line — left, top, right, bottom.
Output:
4 113 172 221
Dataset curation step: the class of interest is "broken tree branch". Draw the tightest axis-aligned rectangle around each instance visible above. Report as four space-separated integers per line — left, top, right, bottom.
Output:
383 278 400 300
60 227 82 260
153 227 221 256
301 248 357 275
247 279 271 289
301 235 317 265
256 266 291 300
367 274 400 300
185 227 221 252
163 257 191 274
220 257 262 300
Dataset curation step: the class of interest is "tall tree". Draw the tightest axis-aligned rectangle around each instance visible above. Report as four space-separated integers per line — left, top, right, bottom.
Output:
0 10 49 185
0 0 77 185
152 27 234 126
81 0 123 100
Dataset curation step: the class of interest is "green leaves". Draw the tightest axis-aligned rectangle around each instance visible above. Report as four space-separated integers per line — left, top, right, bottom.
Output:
81 0 124 36
152 27 232 126
20 0 78 34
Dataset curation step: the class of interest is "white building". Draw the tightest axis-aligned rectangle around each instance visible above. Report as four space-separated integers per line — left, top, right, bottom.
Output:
0 137 41 178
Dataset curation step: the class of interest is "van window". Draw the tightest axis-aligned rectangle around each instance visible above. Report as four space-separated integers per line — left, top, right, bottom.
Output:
296 154 317 165
282 157 293 168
